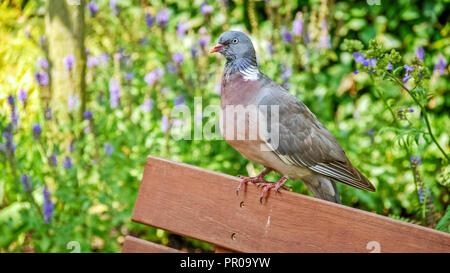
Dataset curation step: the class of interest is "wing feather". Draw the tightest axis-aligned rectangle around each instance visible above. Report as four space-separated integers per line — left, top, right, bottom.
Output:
259 81 375 192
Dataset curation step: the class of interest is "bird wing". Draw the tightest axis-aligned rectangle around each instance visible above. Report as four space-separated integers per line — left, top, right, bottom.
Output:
258 80 375 191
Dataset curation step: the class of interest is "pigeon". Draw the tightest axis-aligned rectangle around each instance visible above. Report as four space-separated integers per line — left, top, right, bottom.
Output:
210 31 375 204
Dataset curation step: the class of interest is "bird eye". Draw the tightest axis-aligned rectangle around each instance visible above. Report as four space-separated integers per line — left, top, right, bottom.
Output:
232 38 238 44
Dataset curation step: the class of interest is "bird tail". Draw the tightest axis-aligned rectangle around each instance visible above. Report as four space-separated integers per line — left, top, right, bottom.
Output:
303 175 341 204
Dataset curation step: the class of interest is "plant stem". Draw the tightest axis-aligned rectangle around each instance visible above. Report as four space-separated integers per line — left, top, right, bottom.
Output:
387 73 449 161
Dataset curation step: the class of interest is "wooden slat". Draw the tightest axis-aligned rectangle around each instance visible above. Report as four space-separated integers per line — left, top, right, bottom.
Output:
122 235 185 253
132 156 450 253
215 246 235 253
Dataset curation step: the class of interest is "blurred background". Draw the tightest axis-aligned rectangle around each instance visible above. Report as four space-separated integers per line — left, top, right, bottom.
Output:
0 0 448 252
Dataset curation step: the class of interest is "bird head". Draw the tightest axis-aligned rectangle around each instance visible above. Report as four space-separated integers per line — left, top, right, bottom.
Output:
210 31 256 62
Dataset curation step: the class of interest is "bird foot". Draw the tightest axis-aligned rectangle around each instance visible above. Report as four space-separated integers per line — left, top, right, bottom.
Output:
236 174 267 195
256 177 289 203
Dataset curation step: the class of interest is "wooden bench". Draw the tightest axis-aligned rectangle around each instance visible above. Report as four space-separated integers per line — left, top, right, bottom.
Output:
122 156 450 253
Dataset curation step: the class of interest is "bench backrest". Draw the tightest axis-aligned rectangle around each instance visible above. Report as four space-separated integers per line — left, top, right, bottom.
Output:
123 156 450 253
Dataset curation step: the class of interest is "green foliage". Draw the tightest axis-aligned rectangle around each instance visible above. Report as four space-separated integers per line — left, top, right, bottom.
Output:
0 0 449 252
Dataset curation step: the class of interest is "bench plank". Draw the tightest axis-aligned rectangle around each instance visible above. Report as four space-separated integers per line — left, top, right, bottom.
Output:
122 235 185 253
132 156 450 253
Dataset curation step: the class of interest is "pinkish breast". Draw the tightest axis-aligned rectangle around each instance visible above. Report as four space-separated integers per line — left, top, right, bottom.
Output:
221 74 261 108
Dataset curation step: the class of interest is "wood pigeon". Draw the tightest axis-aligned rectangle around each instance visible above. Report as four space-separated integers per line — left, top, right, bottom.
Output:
210 31 375 204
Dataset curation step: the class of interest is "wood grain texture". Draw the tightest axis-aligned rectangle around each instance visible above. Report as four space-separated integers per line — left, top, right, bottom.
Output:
131 156 450 253
122 235 184 253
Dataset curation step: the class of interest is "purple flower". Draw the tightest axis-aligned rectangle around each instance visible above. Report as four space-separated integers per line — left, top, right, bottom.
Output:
114 51 123 61
35 71 49 86
174 96 186 106
32 123 42 140
7 95 15 106
354 70 359 75
408 107 414 112
415 47 424 61
141 98 154 112
267 43 274 56
87 55 99 68
161 115 169 133
145 13 155 28
197 27 210 47
177 22 187 38
69 140 75 153
43 186 54 224
200 3 213 15
63 156 73 169
166 62 177 74
199 27 207 35
38 58 49 69
403 64 414 82
50 153 57 167
44 108 52 121
125 73 134 81
399 108 404 113
411 156 422 165
39 35 46 47
3 125 16 156
363 59 369 67
172 52 184 64
83 111 93 120
87 1 99 16
144 68 164 86
418 188 424 203
7 96 18 126
100 53 109 66
368 58 377 67
281 28 293 44
191 46 199 58
18 88 28 104
353 52 365 63
110 0 118 15
281 64 292 82
104 143 113 157
366 128 375 136
386 62 392 70
293 17 304 36
64 54 75 71
433 54 447 76
404 64 414 73
21 174 32 193
156 9 170 28
319 34 331 49
198 36 210 48
68 93 78 113
109 78 121 108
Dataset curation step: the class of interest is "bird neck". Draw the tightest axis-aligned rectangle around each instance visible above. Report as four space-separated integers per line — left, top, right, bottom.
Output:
224 57 259 81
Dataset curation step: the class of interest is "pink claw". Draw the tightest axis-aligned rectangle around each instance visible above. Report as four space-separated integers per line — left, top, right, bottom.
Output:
236 174 265 195
257 177 289 203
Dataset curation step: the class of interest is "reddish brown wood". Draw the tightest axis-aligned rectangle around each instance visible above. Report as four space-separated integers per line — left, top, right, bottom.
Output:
215 246 235 253
122 235 184 253
131 156 450 253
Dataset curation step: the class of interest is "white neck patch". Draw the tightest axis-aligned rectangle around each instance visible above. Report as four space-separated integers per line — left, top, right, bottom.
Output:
239 65 259 81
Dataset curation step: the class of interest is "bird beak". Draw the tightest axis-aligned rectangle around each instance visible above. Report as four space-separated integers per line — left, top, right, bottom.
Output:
210 44 224 53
